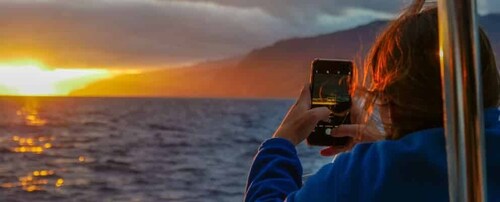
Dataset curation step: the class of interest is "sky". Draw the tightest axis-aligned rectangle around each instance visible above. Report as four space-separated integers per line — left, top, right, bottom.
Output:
0 0 498 96
0 0 496 70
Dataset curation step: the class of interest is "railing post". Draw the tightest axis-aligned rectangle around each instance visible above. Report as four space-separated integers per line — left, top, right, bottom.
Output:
438 0 487 201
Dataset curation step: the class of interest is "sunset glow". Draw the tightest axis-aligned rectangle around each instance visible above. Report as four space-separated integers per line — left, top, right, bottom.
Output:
0 61 112 96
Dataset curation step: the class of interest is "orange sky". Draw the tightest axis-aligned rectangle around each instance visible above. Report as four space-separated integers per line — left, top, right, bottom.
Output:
0 60 114 96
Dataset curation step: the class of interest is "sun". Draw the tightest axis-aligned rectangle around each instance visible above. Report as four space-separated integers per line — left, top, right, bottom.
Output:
0 61 113 96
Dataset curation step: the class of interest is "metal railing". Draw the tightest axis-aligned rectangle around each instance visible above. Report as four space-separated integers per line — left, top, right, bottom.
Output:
437 0 487 201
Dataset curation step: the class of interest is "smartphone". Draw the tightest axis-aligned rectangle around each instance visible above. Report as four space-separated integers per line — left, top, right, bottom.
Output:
307 59 353 146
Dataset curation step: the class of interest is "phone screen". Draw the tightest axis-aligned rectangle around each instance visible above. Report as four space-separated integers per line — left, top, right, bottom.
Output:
308 59 352 146
311 64 351 126
311 71 350 110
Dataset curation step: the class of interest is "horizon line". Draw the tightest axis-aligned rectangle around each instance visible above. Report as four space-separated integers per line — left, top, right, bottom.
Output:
0 95 295 101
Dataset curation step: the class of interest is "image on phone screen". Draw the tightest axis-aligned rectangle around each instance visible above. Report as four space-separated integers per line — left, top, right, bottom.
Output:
312 70 351 118
307 59 353 146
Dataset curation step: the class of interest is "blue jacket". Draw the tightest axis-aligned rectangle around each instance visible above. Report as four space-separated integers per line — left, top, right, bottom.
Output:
245 108 500 201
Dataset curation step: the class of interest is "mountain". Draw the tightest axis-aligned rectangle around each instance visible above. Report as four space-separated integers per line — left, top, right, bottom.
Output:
71 15 500 98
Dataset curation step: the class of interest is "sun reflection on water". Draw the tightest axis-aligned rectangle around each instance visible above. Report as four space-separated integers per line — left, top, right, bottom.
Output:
0 169 64 192
1 100 73 193
16 102 47 126
78 156 86 162
10 135 54 154
55 178 64 188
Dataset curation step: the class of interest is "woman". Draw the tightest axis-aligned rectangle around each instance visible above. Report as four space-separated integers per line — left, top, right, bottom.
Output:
245 1 500 201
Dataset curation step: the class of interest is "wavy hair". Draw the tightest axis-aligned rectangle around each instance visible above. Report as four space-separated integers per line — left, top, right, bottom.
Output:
354 0 500 139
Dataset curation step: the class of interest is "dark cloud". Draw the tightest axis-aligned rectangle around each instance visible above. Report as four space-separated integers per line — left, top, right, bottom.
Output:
0 0 495 69
170 0 494 15
164 0 402 35
0 0 293 68
167 0 409 15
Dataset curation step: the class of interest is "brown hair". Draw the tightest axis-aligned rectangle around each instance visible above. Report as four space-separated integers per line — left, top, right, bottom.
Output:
356 0 500 140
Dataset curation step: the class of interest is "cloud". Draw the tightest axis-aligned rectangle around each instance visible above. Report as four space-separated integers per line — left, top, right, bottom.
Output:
0 0 295 68
0 0 496 69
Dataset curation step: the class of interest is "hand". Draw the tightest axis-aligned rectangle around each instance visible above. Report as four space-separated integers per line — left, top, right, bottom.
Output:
319 124 385 156
272 85 331 145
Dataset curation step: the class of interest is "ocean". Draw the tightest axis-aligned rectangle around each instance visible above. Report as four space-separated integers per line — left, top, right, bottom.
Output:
0 97 332 202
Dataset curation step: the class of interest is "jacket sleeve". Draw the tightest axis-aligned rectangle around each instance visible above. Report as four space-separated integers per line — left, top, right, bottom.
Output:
245 129 453 202
243 138 377 202
244 138 303 202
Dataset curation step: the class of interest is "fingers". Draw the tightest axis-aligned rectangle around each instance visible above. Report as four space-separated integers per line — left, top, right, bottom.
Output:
282 85 312 122
296 107 330 142
295 84 311 110
274 85 328 146
305 107 331 124
320 146 349 157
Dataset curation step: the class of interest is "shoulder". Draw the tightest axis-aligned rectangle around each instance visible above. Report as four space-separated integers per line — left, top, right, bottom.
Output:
332 128 448 200
292 129 450 201
339 127 446 170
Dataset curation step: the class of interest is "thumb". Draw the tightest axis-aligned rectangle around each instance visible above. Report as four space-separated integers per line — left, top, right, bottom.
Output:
295 84 312 110
305 107 331 125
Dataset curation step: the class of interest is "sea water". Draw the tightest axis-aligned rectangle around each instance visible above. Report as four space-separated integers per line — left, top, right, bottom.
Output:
0 97 331 202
